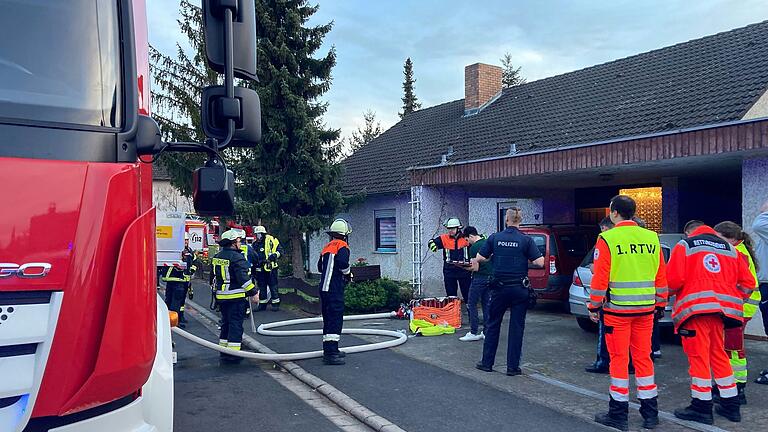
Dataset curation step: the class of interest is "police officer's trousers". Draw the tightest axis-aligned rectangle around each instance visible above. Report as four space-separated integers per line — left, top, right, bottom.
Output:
320 285 345 353
219 299 247 358
480 283 528 370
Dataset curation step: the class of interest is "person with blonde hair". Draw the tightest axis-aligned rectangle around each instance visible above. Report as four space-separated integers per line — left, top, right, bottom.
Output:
714 221 761 403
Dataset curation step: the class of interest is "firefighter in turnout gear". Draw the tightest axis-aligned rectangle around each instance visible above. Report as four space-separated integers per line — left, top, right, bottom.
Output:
428 217 472 301
253 225 284 311
317 219 353 365
163 233 198 329
235 229 258 317
212 229 259 363
588 195 668 431
714 221 761 405
667 221 757 424
180 233 197 325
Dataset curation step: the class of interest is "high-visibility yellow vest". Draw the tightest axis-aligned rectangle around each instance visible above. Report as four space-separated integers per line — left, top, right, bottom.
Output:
262 235 280 271
735 242 761 318
600 225 661 314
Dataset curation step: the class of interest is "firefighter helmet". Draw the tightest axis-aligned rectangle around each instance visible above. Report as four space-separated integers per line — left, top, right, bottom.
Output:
443 217 462 229
327 218 352 236
220 229 242 242
253 225 267 234
184 232 189 240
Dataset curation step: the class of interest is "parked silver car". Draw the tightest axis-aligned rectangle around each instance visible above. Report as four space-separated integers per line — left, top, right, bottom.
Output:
569 234 683 331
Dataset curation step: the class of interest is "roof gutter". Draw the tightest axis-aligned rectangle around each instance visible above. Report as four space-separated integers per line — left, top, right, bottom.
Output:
407 116 768 171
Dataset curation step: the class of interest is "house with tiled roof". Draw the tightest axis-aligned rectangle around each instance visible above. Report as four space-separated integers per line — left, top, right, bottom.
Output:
311 21 768 302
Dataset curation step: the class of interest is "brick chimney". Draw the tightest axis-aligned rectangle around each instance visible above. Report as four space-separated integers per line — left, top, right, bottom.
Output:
464 63 502 115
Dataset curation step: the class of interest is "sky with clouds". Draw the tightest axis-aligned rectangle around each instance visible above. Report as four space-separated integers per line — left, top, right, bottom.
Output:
147 0 768 142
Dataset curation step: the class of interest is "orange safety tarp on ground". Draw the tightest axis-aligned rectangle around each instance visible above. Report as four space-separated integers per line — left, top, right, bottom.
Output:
410 297 462 329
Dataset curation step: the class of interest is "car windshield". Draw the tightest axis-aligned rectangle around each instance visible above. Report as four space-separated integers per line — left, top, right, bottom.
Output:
0 0 121 128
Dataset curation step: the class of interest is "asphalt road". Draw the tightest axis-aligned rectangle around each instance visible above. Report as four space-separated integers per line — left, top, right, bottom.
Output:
172 314 342 432
187 281 604 432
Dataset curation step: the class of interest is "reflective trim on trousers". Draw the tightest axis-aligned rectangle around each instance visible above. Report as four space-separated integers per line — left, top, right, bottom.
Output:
609 390 629 402
323 334 340 342
219 339 227 347
635 375 655 386
227 343 241 351
718 385 738 398
714 375 735 387
692 389 712 400
692 377 711 387
637 388 658 399
611 377 630 387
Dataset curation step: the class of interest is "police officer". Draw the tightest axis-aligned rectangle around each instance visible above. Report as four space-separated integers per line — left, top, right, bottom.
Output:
162 236 197 329
211 229 259 363
318 219 353 365
428 218 472 301
474 208 544 376
253 225 284 311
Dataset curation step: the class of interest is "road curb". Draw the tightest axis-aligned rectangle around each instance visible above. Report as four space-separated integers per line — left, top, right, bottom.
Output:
184 299 408 432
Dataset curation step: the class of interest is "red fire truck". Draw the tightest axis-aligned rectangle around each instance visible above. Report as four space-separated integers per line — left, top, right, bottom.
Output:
0 1 260 430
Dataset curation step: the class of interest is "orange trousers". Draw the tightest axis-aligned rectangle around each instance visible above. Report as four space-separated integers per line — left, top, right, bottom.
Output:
604 313 657 401
679 314 737 400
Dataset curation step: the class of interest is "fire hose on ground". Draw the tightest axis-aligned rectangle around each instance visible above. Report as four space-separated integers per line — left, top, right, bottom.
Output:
171 311 408 361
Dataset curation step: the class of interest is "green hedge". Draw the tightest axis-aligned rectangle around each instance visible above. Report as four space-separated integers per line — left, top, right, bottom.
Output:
344 278 413 313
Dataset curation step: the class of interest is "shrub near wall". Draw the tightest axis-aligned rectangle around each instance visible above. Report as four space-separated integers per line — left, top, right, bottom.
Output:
345 278 412 313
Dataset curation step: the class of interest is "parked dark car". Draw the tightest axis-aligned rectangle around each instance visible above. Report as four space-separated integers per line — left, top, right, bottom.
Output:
519 225 599 306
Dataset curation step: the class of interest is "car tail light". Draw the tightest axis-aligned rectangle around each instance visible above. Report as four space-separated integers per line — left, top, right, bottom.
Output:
573 270 583 287
549 255 557 275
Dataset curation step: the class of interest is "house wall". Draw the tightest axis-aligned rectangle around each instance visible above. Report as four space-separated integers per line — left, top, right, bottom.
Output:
153 180 193 214
308 193 413 283
742 90 768 119
742 156 768 337
468 198 543 235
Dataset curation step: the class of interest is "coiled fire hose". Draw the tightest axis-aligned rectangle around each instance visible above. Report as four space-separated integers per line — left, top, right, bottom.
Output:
171 311 408 361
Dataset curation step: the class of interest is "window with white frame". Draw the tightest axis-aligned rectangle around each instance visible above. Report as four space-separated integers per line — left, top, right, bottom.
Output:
374 209 397 252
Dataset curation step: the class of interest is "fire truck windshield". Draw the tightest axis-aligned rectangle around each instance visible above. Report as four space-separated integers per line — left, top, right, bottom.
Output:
0 0 122 129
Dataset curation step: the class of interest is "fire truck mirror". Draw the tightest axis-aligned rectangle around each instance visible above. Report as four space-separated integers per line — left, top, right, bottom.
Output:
192 164 236 217
201 85 261 146
135 115 163 155
202 0 258 81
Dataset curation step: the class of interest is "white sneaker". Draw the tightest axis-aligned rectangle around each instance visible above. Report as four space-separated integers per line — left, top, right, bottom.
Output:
459 332 484 342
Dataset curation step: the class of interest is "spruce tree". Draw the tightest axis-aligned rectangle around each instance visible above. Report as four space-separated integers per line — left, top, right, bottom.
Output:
348 109 382 153
236 0 346 277
150 1 216 196
501 52 527 88
399 57 421 118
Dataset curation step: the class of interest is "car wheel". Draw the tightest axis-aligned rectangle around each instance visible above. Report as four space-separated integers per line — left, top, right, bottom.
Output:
576 317 598 333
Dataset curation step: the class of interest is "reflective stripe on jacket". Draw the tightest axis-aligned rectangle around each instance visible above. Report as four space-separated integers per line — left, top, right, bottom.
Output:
589 220 668 315
255 235 282 271
317 239 350 292
666 225 757 330
735 242 761 318
213 248 256 300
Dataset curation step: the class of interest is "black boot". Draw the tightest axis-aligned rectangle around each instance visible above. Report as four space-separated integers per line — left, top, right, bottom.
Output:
256 303 267 312
736 382 747 405
715 396 741 422
271 302 280 311
322 341 345 365
639 397 659 429
179 312 188 324
674 398 713 425
594 397 628 431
